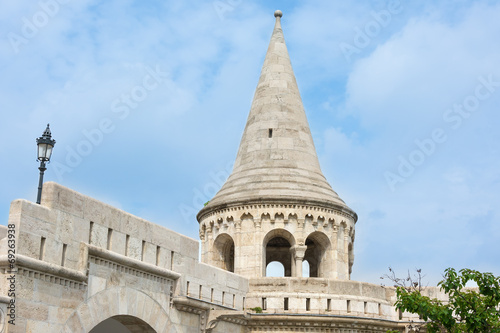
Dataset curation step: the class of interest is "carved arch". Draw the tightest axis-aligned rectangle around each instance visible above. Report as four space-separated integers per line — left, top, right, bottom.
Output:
262 229 296 277
288 213 298 224
63 286 175 333
90 316 156 333
340 220 348 229
261 213 271 223
241 213 253 220
304 231 332 278
212 233 235 272
274 212 284 224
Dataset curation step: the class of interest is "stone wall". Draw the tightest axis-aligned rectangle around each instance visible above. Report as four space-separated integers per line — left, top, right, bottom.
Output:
246 277 396 318
246 277 448 323
198 203 356 280
0 182 450 332
0 182 248 333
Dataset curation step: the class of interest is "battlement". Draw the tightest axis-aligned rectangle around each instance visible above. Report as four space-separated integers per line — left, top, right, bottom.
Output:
0 182 248 315
0 182 436 332
1 182 197 272
246 277 448 323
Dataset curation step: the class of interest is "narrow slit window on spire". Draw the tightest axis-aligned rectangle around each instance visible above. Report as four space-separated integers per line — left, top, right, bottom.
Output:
269 129 273 138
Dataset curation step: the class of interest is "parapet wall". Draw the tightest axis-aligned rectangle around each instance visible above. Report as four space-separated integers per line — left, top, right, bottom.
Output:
0 181 451 332
246 277 448 323
0 182 248 316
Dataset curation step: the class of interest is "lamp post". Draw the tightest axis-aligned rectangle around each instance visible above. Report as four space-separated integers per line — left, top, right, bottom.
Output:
36 124 56 204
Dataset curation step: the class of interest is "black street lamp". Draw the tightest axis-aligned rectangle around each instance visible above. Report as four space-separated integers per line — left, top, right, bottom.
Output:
36 124 56 204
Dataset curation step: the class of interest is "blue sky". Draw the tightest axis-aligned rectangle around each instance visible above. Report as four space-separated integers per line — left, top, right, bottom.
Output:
1 0 499 285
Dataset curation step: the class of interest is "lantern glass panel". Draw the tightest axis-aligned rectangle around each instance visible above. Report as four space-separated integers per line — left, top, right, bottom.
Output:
46 145 53 160
38 143 48 160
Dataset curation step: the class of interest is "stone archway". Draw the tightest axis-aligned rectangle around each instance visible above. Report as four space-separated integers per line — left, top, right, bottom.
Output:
263 229 296 277
212 233 235 272
266 261 286 277
304 231 331 278
90 315 156 333
62 286 176 333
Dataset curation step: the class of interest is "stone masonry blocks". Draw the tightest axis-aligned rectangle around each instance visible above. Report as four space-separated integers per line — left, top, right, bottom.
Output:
89 222 107 249
110 229 127 255
127 236 142 261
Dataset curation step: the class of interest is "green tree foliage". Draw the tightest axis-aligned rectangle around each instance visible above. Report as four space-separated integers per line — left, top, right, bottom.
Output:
385 268 500 332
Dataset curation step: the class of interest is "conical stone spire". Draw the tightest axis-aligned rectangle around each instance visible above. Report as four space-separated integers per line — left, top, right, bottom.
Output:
198 10 355 220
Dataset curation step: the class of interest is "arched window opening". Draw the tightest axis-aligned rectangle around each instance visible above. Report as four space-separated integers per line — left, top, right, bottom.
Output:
213 234 235 272
266 261 285 277
265 236 292 277
304 238 319 277
304 232 331 278
90 315 157 333
302 260 310 277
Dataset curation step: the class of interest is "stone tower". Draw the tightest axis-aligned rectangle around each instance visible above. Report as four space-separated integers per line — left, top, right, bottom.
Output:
0 10 438 332
197 10 357 281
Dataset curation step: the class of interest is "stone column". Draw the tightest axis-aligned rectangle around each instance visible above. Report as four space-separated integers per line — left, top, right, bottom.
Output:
234 219 242 274
291 251 296 277
206 223 214 265
291 245 307 277
199 228 206 262
331 225 338 279
253 215 263 277
344 227 350 280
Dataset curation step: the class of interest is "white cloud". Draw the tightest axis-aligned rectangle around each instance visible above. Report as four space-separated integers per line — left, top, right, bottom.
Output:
346 2 500 136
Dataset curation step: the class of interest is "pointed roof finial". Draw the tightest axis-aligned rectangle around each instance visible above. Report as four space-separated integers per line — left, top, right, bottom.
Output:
43 124 52 138
197 8 357 222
